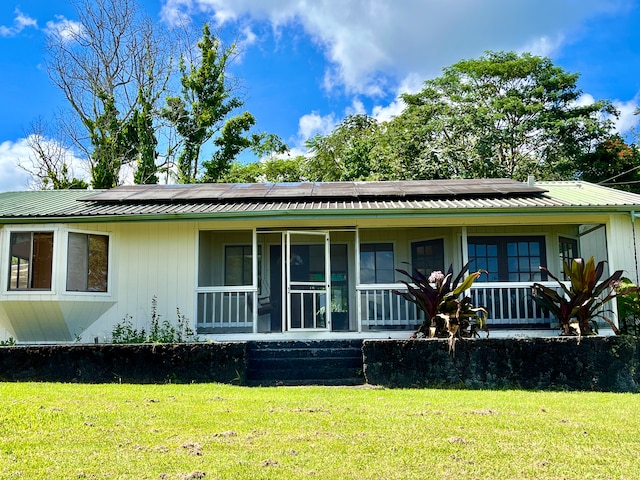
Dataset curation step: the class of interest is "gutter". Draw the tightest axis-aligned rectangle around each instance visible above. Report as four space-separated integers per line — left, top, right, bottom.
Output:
2 204 640 225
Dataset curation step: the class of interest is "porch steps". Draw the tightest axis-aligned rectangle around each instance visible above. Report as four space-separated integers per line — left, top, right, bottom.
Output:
246 340 365 386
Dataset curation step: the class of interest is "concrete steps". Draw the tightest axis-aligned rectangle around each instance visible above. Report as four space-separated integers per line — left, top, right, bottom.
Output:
246 340 365 386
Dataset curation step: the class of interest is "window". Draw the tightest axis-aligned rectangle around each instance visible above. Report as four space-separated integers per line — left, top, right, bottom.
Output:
8 231 54 290
225 245 253 286
468 236 547 282
411 239 444 277
66 233 109 292
559 237 578 265
360 243 394 284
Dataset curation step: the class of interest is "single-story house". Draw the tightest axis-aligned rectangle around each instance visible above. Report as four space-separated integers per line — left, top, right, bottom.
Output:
0 178 639 343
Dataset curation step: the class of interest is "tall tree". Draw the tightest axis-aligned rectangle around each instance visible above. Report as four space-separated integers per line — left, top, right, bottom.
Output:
46 0 168 188
385 51 617 181
575 135 640 193
162 24 254 183
305 114 381 181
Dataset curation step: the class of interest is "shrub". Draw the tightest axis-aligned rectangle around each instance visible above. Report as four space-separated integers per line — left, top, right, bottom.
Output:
393 263 488 351
616 278 640 336
111 296 197 344
532 257 628 338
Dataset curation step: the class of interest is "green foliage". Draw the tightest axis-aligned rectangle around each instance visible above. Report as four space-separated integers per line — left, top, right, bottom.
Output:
221 156 305 183
382 51 615 181
85 93 138 188
616 278 640 336
304 114 382 181
393 264 488 347
162 24 260 183
532 257 627 337
132 87 159 185
111 315 147 344
0 337 16 346
575 135 640 193
111 296 197 344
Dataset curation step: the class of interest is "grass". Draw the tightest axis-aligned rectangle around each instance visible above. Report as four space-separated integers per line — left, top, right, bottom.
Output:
0 383 639 479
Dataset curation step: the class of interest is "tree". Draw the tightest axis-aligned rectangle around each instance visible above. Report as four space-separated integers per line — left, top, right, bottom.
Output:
20 118 88 190
305 114 381 181
162 24 255 183
384 51 616 181
46 0 169 188
575 135 640 193
132 87 159 185
221 156 305 183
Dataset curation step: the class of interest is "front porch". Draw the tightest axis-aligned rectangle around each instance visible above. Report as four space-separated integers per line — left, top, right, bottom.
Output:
194 222 611 338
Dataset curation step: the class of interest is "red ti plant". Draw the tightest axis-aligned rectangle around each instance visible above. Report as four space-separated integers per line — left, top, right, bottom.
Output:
532 257 628 338
393 263 488 344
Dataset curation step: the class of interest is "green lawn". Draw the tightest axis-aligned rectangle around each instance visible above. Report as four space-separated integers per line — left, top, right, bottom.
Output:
0 383 638 479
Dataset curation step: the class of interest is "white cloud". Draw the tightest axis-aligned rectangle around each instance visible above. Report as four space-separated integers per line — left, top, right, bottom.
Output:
613 97 639 135
297 111 337 142
0 137 90 192
0 8 37 37
160 0 630 96
45 16 83 42
0 139 35 192
575 93 640 136
519 34 566 58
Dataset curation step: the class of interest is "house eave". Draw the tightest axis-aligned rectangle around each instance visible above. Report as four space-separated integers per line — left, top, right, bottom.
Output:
1 204 638 225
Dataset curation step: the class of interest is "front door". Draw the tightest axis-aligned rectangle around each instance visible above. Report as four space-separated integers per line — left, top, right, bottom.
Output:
286 231 331 331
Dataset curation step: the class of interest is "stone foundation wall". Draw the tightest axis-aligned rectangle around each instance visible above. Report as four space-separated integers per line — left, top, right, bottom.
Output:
1 337 639 391
362 336 640 392
0 343 248 384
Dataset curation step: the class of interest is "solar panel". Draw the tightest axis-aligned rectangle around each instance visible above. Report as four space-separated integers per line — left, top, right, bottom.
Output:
80 179 546 203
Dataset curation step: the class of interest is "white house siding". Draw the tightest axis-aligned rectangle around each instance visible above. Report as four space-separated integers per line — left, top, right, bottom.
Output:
606 213 640 283
81 221 198 342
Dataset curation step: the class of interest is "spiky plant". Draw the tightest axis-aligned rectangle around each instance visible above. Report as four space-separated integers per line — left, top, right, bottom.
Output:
393 263 488 351
532 257 627 338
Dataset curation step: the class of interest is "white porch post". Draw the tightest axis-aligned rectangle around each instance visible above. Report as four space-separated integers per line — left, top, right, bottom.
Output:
355 228 362 333
461 226 468 269
281 231 287 332
252 228 258 334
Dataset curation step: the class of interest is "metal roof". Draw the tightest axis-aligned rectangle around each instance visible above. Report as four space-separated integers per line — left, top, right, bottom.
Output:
2 180 640 223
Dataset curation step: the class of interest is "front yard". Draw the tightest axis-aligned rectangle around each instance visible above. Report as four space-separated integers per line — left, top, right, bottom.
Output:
0 383 638 479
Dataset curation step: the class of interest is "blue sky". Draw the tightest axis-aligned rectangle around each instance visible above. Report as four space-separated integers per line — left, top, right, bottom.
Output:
1 0 640 191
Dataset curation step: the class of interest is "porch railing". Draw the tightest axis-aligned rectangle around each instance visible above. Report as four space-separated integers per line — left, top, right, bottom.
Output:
358 281 562 330
196 287 256 333
357 284 424 330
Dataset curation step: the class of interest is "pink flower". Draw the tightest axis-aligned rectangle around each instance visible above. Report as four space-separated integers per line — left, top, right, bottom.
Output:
428 271 445 284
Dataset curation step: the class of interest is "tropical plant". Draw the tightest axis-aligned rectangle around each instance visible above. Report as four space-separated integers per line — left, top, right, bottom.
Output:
111 296 197 344
393 263 488 351
532 257 628 338
615 278 640 336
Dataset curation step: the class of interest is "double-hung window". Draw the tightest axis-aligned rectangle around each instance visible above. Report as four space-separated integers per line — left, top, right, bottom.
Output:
66 232 109 292
8 231 54 290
